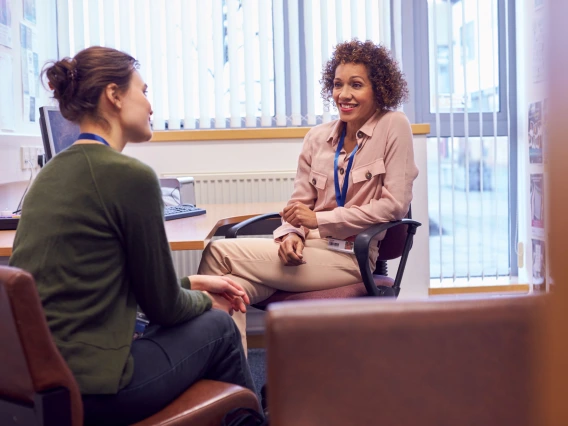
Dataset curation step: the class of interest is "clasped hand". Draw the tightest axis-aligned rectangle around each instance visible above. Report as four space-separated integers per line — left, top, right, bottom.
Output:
278 203 317 266
190 275 250 316
278 233 306 266
280 202 318 229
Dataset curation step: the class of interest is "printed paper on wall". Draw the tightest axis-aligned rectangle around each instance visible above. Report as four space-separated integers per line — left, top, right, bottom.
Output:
528 102 543 164
532 239 546 292
530 173 545 234
0 0 12 48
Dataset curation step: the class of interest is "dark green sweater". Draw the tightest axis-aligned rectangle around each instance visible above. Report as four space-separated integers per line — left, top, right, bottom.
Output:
9 144 211 394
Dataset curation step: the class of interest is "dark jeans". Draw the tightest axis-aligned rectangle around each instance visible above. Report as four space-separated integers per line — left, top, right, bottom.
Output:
82 309 255 426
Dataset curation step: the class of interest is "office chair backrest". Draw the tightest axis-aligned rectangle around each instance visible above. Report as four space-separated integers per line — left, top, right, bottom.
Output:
376 220 408 261
376 207 412 262
0 266 82 426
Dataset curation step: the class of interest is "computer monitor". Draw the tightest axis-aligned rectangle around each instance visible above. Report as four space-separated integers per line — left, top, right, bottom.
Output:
39 106 81 162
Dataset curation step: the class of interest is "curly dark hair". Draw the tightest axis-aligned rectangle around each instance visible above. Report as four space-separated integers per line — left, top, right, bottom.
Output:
320 40 409 111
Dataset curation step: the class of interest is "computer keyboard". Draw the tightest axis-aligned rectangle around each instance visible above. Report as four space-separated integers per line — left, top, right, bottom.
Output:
0 217 19 230
164 204 206 221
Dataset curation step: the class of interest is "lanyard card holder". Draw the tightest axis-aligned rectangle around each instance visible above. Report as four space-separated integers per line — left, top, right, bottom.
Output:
326 237 355 253
133 311 149 340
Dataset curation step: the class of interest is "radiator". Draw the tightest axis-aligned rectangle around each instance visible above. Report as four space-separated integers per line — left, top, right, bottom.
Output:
168 171 296 276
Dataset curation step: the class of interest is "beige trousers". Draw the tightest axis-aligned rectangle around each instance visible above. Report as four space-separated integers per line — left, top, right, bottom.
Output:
198 230 363 351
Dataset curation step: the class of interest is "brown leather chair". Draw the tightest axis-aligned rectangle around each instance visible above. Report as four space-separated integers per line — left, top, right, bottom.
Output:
0 266 259 426
265 296 545 426
225 209 421 308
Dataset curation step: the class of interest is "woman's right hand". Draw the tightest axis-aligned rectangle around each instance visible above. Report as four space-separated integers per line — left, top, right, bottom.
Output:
278 233 306 266
189 275 250 308
202 291 234 316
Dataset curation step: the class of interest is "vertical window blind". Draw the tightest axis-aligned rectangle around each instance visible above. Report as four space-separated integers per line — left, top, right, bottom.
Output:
424 0 514 283
57 0 388 130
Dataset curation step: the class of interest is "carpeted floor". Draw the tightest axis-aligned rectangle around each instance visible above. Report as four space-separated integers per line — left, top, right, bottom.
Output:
248 348 267 400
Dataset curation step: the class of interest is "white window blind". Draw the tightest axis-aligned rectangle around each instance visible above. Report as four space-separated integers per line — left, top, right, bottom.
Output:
422 0 514 283
58 0 387 129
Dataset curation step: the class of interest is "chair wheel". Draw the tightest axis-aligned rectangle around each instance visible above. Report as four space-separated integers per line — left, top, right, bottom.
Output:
377 286 396 297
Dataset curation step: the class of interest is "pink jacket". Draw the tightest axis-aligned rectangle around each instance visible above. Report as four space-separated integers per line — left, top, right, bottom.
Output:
274 110 419 241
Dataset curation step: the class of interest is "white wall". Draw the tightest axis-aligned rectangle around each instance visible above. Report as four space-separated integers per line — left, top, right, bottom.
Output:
399 135 429 299
0 134 42 212
516 0 548 287
0 0 57 185
122 138 304 175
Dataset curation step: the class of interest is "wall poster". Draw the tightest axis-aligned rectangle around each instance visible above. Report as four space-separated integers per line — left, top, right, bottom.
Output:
532 239 546 292
528 101 543 164
0 0 12 48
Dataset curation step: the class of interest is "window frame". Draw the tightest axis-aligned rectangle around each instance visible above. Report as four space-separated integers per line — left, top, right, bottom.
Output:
411 0 512 138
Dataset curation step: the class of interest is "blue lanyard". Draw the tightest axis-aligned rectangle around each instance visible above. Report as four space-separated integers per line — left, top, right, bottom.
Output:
334 126 359 207
77 133 110 147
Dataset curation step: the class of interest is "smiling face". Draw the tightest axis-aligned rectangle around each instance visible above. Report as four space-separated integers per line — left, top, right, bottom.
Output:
332 62 377 130
117 70 153 142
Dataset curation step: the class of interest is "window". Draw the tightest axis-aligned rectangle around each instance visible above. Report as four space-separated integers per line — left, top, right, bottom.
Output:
436 45 451 95
407 0 517 282
419 0 507 132
459 21 475 64
56 0 388 130
427 136 511 280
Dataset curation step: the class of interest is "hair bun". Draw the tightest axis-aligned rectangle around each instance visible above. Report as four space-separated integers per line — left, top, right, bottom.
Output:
44 58 76 93
42 57 80 121
67 66 78 82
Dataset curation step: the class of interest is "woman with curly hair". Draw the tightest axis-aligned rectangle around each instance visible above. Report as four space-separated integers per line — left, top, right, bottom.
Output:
198 40 419 350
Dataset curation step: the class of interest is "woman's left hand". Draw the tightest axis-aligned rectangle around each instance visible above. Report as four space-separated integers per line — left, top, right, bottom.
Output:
280 202 318 229
189 275 250 313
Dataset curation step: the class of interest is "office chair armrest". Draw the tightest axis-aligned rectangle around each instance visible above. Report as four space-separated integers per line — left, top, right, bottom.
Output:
226 213 282 238
354 219 422 297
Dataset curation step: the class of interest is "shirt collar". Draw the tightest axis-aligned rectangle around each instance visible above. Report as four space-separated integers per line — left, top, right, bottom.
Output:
326 110 384 147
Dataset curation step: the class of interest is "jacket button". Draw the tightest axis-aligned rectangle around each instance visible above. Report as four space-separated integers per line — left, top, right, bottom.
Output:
357 131 364 139
312 178 317 185
365 171 372 180
339 167 344 175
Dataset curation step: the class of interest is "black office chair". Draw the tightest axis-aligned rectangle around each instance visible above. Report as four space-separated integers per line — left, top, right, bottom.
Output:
225 207 421 309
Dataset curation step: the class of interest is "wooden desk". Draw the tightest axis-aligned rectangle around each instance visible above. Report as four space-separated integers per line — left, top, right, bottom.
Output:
0 202 283 257
165 202 282 250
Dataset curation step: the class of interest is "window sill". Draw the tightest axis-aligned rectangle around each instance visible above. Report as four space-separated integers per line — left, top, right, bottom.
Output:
150 124 431 142
429 277 530 296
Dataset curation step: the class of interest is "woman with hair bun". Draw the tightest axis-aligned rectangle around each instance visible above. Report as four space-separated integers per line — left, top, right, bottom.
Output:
199 40 419 350
10 46 255 425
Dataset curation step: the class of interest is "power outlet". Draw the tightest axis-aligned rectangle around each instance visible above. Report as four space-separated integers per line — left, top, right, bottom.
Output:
20 146 44 170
